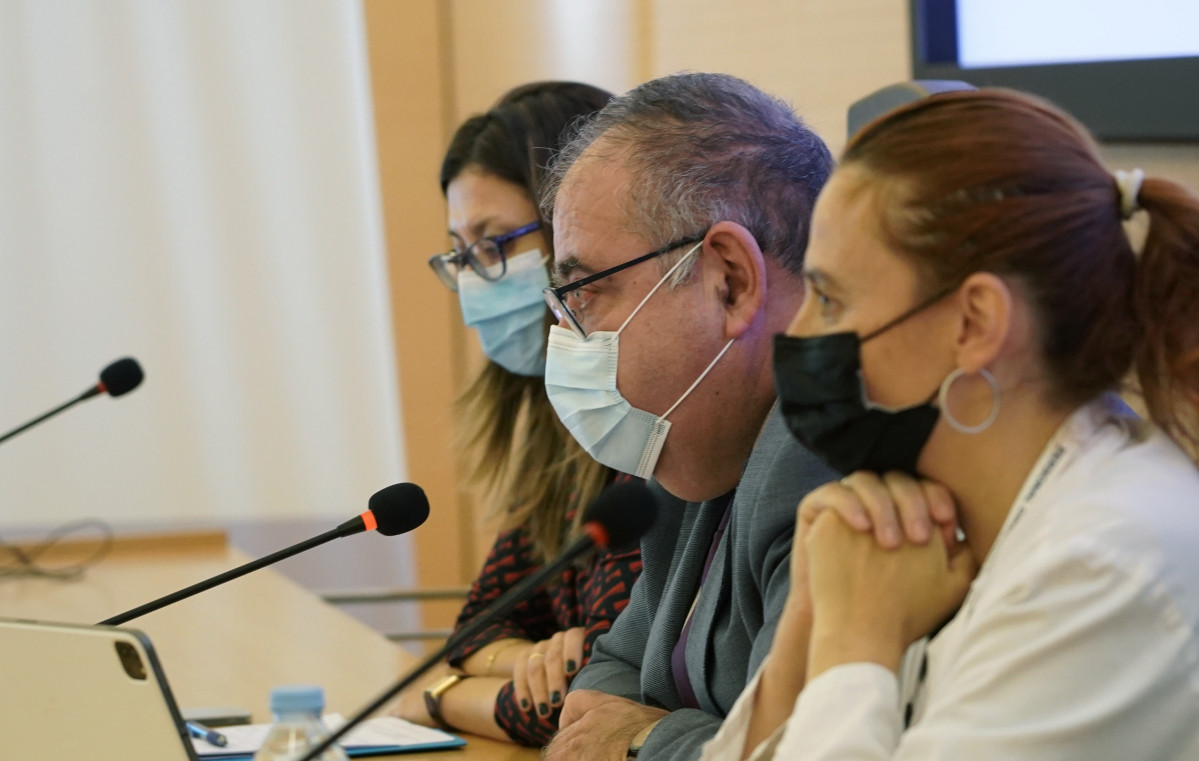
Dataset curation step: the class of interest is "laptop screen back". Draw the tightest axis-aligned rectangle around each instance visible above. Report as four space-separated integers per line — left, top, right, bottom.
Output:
0 618 197 761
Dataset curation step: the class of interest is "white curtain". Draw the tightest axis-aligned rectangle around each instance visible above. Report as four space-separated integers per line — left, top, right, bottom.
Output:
0 0 408 560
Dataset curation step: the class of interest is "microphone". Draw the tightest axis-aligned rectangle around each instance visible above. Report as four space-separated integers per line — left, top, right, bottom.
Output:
0 357 145 445
98 483 429 627
295 481 659 761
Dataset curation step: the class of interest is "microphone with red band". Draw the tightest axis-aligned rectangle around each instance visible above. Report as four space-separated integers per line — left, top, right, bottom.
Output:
576 481 655 550
99 483 429 627
296 480 660 761
0 357 145 445
333 483 426 539
358 510 379 534
92 357 145 399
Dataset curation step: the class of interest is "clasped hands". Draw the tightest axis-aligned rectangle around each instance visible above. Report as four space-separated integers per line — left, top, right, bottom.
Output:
796 471 978 679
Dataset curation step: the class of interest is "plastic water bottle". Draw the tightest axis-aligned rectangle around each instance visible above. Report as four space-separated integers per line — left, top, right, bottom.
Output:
252 685 349 761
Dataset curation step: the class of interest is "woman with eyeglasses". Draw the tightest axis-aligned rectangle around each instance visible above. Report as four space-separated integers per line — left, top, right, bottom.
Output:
698 89 1199 760
390 81 642 747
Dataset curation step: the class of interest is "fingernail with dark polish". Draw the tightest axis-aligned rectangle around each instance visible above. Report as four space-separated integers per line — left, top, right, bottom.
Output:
521 698 530 710
538 702 549 716
551 691 562 705
565 660 577 673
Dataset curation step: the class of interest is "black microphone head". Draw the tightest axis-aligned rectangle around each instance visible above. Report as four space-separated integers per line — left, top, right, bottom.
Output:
582 481 658 549
99 358 144 397
368 483 430 536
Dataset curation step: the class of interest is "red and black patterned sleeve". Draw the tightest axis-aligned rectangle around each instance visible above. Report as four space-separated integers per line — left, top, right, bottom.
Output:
444 525 558 667
491 543 643 746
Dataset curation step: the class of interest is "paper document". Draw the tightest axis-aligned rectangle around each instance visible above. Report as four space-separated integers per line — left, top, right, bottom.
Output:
191 714 466 758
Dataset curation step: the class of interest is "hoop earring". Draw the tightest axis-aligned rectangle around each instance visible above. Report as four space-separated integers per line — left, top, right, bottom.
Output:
938 368 1000 434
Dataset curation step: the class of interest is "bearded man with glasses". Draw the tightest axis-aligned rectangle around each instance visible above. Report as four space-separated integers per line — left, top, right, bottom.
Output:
537 72 837 761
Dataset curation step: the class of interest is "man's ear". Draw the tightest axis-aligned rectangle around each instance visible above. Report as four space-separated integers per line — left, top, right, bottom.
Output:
952 272 1013 373
703 221 767 340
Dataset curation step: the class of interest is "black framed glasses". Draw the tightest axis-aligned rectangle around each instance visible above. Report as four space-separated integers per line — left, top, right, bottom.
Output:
543 232 707 338
427 220 542 291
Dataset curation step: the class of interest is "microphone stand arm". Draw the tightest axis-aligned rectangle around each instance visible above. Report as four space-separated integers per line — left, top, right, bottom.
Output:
295 533 594 761
99 527 344 626
0 386 99 446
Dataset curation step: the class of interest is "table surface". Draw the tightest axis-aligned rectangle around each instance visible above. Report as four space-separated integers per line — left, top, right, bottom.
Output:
0 531 537 761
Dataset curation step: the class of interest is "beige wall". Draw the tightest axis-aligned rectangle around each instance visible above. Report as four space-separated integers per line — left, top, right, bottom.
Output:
649 0 911 155
448 0 644 118
367 0 1199 604
364 0 469 634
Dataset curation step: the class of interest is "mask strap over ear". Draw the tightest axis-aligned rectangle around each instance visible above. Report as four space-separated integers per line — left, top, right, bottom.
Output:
617 241 705 335
658 338 736 422
861 284 958 343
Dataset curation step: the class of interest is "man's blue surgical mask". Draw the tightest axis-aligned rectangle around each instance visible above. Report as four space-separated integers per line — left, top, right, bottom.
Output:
458 248 551 376
545 243 733 479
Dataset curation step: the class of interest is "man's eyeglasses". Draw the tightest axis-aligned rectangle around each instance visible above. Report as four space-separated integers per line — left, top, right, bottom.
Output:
428 220 542 291
543 232 707 338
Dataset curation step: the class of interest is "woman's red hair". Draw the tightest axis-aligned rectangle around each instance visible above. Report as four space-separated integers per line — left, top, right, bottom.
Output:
843 88 1199 455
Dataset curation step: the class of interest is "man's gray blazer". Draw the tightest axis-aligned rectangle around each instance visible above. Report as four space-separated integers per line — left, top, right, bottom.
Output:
570 405 837 761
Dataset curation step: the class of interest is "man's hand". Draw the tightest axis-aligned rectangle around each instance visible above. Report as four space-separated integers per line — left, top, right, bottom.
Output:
543 691 668 761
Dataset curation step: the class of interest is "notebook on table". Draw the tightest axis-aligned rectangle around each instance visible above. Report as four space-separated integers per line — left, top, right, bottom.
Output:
188 714 466 758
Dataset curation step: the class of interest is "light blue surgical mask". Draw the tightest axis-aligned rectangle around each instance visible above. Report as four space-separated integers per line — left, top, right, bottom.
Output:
458 248 551 376
545 242 734 478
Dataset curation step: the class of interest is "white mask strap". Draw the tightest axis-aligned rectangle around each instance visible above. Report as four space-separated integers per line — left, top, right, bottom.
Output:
659 337 735 422
616 241 704 335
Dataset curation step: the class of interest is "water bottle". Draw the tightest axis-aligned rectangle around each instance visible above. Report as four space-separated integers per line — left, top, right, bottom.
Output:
253 685 349 761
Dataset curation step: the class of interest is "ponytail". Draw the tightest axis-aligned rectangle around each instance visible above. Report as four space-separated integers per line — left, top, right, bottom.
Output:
1133 177 1199 457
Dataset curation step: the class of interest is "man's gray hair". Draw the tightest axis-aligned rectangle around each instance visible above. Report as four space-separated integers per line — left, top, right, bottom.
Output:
541 72 833 276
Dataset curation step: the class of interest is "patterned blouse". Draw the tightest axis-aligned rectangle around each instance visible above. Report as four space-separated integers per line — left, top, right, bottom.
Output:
445 510 643 746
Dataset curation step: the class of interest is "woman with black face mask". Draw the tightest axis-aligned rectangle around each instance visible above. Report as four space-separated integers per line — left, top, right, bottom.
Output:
700 89 1199 760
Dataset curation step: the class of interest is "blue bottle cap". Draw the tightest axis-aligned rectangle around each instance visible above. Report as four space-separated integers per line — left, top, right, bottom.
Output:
269 685 325 714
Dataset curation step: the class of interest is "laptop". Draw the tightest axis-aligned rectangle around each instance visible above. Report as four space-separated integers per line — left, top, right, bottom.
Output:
0 617 198 761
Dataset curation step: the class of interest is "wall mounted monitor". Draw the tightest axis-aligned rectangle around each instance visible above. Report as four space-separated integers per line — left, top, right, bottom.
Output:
910 0 1199 141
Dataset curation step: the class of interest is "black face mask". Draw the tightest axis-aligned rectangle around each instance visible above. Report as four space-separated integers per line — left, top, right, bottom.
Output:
772 289 952 476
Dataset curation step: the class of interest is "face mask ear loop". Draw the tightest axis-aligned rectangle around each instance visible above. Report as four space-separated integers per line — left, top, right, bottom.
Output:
657 337 736 423
861 284 958 343
616 241 705 336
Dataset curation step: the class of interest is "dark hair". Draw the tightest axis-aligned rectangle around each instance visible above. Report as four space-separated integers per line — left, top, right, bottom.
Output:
441 81 613 229
440 81 614 561
542 72 834 275
844 88 1199 453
